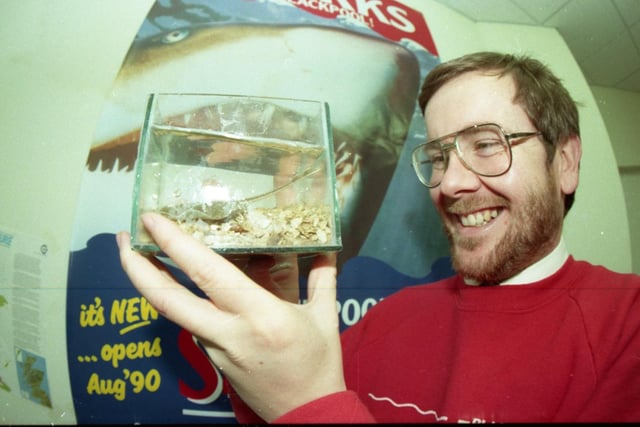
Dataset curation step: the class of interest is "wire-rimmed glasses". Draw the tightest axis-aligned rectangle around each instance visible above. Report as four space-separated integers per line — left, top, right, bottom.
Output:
411 123 542 188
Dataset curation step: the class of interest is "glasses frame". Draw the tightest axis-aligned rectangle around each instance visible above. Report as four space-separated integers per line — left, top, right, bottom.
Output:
411 122 542 188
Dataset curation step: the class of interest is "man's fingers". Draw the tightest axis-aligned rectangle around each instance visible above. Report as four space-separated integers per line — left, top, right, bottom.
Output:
116 231 226 337
306 252 338 318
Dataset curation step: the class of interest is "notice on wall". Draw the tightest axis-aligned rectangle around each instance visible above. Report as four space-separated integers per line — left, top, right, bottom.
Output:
0 226 52 408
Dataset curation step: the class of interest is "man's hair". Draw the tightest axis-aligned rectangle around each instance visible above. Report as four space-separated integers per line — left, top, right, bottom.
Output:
418 51 580 214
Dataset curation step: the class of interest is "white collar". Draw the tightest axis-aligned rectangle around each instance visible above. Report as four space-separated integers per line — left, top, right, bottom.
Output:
464 237 569 286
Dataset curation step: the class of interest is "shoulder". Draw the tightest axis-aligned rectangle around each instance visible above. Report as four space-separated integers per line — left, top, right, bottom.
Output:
563 257 640 316
566 257 640 294
564 257 640 346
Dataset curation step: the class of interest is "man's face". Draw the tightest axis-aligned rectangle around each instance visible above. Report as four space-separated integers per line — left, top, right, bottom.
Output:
424 71 566 284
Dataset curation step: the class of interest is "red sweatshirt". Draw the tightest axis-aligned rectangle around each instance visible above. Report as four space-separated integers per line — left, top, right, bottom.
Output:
234 257 640 423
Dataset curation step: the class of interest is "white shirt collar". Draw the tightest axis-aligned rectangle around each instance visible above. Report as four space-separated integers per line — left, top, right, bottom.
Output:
464 237 569 286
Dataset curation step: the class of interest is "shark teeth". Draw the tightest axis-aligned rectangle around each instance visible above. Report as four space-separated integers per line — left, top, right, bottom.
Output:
459 209 499 227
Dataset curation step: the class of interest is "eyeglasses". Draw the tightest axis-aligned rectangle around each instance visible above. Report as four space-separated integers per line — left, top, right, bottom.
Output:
411 123 542 188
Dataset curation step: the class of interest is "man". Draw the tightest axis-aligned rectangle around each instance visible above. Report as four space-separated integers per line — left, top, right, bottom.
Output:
117 52 640 422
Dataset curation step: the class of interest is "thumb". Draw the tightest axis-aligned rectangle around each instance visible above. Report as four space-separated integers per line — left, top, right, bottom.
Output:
306 252 338 315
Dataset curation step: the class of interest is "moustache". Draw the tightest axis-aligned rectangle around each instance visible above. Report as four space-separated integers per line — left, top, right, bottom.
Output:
442 195 509 215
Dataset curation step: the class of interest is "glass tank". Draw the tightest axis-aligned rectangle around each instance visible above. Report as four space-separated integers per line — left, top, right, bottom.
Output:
130 93 341 254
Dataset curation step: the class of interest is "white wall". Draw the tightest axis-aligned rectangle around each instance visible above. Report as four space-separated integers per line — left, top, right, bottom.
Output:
0 1 155 424
590 86 640 274
0 0 632 424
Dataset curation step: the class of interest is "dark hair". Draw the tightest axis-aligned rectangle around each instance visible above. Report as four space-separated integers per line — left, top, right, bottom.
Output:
419 51 580 214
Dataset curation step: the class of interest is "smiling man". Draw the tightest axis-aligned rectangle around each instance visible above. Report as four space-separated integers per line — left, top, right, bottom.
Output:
418 53 580 286
117 52 640 423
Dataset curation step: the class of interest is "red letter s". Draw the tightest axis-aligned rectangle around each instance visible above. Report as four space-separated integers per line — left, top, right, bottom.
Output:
177 328 223 404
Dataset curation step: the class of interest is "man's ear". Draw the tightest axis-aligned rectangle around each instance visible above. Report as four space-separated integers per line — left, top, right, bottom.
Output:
557 135 582 195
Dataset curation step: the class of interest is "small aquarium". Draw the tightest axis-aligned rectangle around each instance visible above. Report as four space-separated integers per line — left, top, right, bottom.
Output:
130 93 341 254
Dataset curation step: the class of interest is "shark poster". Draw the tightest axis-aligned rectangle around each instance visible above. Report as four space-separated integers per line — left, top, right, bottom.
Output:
66 0 452 423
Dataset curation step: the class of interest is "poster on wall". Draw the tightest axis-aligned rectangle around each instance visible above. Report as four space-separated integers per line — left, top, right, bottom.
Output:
67 0 453 423
0 228 53 412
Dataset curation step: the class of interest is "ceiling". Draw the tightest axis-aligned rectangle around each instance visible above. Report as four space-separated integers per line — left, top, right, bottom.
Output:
432 0 640 93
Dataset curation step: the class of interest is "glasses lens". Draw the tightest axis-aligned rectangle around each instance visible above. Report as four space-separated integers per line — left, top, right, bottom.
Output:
457 124 510 177
412 141 445 188
412 124 513 188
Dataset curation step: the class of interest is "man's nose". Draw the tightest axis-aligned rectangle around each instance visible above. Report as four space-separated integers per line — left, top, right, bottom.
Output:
438 151 481 196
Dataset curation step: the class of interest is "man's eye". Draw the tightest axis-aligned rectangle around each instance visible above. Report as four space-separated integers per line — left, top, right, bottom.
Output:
473 139 503 156
429 153 445 164
428 155 446 171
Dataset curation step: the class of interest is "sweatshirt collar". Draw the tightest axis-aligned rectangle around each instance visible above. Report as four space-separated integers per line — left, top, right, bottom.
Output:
464 237 569 286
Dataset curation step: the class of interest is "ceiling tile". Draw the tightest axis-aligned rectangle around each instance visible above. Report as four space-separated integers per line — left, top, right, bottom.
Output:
512 0 568 24
545 0 626 61
579 31 640 86
431 0 536 24
430 0 640 93
630 21 640 48
613 0 640 27
617 67 640 92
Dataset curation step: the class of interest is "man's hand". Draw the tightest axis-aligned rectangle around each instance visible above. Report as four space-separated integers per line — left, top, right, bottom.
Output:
116 213 345 421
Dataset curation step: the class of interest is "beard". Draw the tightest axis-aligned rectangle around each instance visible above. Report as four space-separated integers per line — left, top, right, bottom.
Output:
443 174 564 285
